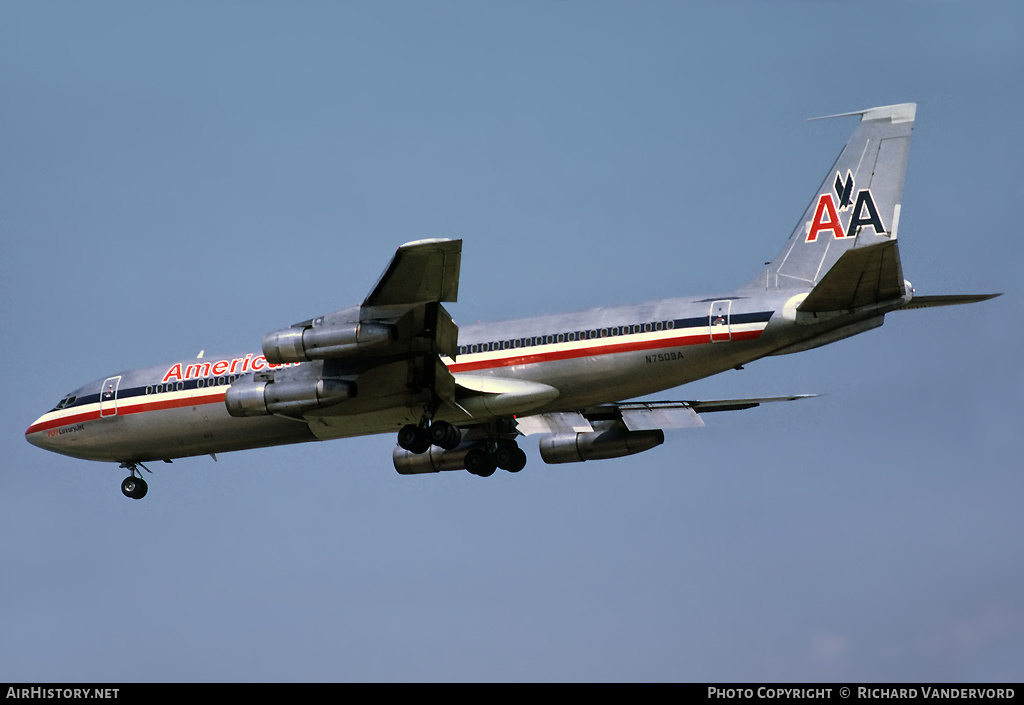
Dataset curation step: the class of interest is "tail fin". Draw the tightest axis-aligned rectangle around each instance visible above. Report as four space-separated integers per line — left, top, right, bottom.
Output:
743 102 916 293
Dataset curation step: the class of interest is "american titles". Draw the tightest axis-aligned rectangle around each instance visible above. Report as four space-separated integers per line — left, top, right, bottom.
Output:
162 354 297 383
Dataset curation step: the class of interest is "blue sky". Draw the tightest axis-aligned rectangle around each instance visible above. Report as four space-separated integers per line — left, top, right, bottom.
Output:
2 1 1022 682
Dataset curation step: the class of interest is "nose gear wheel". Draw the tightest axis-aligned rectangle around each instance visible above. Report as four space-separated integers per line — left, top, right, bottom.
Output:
119 461 151 500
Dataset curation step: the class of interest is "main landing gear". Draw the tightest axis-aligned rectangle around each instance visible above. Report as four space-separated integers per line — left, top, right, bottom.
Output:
464 439 527 477
119 461 150 500
398 420 461 454
396 419 528 477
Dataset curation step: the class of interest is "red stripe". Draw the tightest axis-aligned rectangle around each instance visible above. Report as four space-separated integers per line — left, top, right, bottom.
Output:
26 392 226 435
27 328 765 434
447 328 763 373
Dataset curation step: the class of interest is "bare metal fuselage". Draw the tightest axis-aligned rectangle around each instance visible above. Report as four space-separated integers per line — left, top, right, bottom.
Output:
24 288 897 464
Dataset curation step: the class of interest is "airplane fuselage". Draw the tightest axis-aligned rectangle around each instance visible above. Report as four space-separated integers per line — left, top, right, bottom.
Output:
24 288 904 464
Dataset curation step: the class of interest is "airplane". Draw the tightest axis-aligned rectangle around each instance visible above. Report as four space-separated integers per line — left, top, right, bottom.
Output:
26 102 1000 499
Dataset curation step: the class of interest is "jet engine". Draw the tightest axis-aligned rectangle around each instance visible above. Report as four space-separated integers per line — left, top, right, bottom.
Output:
393 442 479 475
393 438 526 476
225 375 354 417
263 320 395 364
539 426 664 464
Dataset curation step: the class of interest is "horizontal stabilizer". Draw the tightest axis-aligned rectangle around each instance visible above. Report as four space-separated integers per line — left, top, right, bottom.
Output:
901 293 1002 310
798 240 904 313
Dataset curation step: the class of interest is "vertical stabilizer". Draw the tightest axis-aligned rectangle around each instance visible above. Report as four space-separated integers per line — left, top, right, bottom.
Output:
743 103 915 292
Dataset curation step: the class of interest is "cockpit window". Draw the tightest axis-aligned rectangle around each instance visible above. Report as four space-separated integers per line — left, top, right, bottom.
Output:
52 396 77 411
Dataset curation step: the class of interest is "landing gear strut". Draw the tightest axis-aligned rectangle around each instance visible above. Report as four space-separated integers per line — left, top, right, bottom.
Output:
119 462 150 500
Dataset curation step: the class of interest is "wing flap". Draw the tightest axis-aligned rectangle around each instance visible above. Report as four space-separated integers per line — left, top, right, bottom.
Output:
618 402 704 431
514 412 593 436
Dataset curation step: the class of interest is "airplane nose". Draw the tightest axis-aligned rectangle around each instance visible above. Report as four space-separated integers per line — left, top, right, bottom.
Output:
26 412 109 462
25 418 51 450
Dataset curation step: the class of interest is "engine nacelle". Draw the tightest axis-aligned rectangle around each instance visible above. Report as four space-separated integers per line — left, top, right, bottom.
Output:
392 442 480 475
539 427 665 464
225 376 355 417
263 320 395 364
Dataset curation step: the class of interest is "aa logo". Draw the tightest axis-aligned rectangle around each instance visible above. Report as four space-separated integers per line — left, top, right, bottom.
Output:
805 171 886 242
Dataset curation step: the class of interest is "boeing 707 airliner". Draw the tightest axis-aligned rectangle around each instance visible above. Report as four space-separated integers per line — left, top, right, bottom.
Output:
26 103 1000 499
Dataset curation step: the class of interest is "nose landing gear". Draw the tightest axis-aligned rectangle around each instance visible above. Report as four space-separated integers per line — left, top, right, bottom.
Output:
119 462 151 500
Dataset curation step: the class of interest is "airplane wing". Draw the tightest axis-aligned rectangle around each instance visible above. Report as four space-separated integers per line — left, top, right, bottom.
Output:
230 240 466 437
514 395 817 435
511 395 817 465
363 238 462 307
